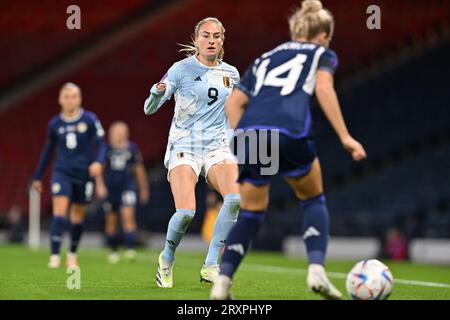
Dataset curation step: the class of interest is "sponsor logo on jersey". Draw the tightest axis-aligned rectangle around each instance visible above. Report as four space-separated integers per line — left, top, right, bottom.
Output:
77 122 87 133
194 76 202 81
66 125 77 132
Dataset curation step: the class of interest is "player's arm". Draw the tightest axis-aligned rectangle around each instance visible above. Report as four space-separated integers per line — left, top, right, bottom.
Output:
90 117 108 198
132 150 150 205
225 88 249 129
315 70 367 161
143 65 180 115
225 66 251 129
32 123 57 193
134 163 150 205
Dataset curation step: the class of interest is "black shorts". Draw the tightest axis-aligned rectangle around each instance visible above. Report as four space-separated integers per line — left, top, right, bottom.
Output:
233 130 317 186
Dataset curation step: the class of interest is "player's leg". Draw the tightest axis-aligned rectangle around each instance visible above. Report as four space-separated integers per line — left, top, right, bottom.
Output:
48 173 72 268
121 201 137 261
202 158 240 282
66 179 93 267
211 182 269 299
163 165 197 262
157 163 198 288
67 203 86 267
48 195 70 268
105 209 120 264
284 158 342 299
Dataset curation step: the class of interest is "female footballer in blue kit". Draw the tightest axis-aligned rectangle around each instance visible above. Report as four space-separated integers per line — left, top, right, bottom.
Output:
144 17 241 287
32 82 107 268
211 0 367 299
103 121 150 264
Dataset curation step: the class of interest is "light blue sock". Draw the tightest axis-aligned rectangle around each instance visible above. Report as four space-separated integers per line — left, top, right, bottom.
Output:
204 194 240 266
162 209 195 263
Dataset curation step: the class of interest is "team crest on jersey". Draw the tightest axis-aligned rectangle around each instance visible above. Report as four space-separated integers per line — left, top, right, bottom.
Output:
77 122 88 133
52 183 61 194
223 75 231 88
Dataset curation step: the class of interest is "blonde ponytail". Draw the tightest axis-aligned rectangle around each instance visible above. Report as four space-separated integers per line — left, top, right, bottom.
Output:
301 0 323 14
289 0 334 41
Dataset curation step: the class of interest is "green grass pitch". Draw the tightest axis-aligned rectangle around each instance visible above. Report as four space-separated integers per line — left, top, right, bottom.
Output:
0 245 449 300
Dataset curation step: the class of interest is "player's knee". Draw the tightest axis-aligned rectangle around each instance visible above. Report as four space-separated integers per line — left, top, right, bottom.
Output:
224 193 240 207
105 224 117 235
292 183 323 201
122 215 136 231
299 193 326 209
173 209 195 232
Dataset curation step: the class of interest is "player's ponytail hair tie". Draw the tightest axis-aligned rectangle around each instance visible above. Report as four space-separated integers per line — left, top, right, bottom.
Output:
179 17 225 60
289 0 334 41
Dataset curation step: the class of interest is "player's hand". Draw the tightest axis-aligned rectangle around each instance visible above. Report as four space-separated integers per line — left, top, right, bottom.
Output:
139 189 150 205
31 180 43 193
89 162 103 177
341 135 367 161
95 180 108 199
155 82 166 94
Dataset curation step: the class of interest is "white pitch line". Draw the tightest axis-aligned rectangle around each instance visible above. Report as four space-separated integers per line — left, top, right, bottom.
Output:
242 263 450 289
180 257 450 289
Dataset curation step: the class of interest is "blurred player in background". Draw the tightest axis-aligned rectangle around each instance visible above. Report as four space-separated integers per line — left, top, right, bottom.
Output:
32 82 107 268
144 17 241 287
103 121 150 264
211 0 367 299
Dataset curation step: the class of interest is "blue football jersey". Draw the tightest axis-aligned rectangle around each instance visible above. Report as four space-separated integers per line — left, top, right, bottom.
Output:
144 55 240 155
236 41 338 138
104 141 142 192
33 108 107 180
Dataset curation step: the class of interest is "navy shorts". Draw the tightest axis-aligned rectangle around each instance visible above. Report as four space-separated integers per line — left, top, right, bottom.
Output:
233 130 317 186
50 171 94 204
103 184 137 213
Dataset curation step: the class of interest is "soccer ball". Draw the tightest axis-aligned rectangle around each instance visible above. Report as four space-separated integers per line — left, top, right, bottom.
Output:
346 259 394 300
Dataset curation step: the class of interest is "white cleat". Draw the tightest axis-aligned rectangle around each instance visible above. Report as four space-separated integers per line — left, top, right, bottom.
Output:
124 249 137 262
200 264 219 283
66 252 79 268
210 275 233 300
108 252 120 264
48 254 61 269
307 264 343 300
156 252 173 288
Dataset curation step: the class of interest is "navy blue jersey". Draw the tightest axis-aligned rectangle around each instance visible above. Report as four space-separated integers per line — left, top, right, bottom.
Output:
104 142 142 193
236 41 338 138
33 108 107 180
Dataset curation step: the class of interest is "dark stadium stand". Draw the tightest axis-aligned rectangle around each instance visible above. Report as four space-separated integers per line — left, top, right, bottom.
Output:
0 0 149 88
0 0 449 240
325 141 450 237
315 39 450 181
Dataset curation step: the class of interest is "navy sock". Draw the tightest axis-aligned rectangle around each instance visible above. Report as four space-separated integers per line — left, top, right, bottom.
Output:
107 233 119 252
124 231 135 250
50 216 66 255
220 210 266 278
69 223 83 253
300 194 329 265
